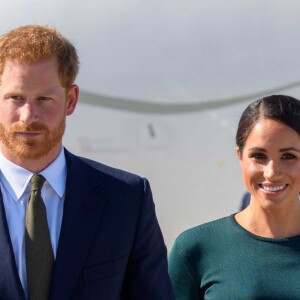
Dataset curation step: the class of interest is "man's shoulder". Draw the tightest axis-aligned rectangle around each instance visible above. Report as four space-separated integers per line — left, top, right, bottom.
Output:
65 149 145 186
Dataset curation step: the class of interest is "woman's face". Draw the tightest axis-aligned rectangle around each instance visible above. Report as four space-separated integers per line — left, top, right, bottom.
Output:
237 118 300 212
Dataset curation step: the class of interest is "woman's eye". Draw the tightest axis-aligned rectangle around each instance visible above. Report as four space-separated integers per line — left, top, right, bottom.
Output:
250 153 266 160
282 153 296 160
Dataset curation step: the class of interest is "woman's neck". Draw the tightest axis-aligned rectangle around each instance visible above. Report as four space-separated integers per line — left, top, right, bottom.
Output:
235 201 300 238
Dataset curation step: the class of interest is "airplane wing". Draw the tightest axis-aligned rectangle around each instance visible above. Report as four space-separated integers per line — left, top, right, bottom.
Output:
79 80 300 114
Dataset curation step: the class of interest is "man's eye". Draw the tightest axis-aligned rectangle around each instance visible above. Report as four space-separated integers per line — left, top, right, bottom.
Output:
282 153 296 160
250 153 266 160
11 95 23 100
38 96 51 100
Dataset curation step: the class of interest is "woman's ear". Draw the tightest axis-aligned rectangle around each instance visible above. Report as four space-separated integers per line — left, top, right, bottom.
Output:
236 146 242 160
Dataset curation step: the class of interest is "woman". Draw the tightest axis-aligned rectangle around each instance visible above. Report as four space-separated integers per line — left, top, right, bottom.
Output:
168 95 300 299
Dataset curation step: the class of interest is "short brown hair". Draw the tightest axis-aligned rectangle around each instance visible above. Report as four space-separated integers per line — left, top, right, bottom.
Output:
0 24 79 88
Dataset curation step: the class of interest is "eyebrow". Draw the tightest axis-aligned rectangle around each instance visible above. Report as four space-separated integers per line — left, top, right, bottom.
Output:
4 90 57 97
248 147 300 153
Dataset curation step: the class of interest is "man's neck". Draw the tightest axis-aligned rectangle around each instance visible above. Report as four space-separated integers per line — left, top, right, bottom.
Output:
0 144 62 173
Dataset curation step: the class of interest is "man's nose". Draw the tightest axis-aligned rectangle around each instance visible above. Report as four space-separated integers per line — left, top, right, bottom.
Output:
19 102 38 124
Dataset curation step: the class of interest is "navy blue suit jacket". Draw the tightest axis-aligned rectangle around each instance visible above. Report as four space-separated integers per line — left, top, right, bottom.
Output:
0 149 174 299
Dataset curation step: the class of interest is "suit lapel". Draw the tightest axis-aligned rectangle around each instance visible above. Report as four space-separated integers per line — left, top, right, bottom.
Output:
0 191 26 300
50 151 106 300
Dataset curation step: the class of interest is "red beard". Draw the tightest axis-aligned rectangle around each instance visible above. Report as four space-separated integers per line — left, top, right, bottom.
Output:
0 119 65 160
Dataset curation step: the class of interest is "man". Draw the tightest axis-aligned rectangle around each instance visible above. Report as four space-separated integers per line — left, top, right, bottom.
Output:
0 25 174 300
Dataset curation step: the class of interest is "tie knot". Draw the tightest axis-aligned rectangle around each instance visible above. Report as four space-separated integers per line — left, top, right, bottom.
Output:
30 174 46 192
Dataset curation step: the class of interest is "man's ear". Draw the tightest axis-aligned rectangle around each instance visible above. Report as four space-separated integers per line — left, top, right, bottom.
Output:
66 84 79 116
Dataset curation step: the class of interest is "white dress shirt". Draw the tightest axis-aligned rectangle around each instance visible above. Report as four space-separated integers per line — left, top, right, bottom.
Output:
0 147 66 298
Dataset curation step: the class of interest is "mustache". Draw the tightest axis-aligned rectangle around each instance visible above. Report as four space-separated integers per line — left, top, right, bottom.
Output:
11 123 48 132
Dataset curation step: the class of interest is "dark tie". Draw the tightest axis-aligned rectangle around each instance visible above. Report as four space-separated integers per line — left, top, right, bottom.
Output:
25 174 54 300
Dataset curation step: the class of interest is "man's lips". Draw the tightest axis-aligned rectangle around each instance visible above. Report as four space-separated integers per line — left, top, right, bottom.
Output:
14 131 44 138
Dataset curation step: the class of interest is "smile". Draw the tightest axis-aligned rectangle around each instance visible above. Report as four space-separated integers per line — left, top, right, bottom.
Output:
260 184 287 192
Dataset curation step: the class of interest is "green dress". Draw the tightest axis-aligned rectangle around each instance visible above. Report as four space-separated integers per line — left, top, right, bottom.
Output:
168 215 300 299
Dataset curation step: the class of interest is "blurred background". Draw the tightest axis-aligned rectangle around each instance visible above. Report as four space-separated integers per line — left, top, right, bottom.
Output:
2 0 300 250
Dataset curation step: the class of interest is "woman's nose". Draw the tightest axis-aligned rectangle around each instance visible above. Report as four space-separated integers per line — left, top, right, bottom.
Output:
264 160 282 180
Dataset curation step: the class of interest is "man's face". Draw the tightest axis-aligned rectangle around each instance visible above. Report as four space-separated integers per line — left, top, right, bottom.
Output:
0 58 78 163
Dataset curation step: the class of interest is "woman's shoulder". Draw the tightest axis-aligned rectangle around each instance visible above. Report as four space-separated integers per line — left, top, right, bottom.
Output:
178 215 233 237
174 215 235 251
169 215 237 278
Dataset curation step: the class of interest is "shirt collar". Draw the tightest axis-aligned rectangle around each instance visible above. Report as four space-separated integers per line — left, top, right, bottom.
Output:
0 147 67 201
